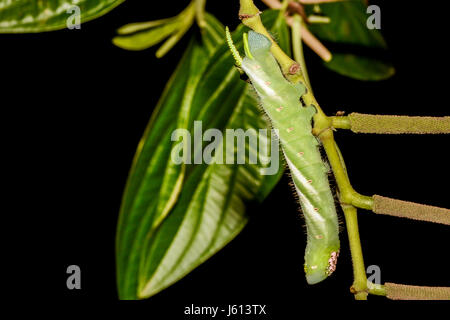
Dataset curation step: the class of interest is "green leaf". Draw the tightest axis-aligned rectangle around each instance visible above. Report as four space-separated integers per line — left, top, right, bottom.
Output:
0 0 125 33
113 21 181 51
138 88 282 299
306 0 394 81
116 32 210 301
116 18 173 35
202 11 226 53
325 53 395 81
307 0 386 48
116 10 286 300
112 2 195 54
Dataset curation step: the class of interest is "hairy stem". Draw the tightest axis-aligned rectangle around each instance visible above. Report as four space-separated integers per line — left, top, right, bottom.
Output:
384 283 450 300
333 113 450 134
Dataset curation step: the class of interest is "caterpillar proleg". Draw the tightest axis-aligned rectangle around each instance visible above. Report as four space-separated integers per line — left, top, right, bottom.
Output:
226 29 340 284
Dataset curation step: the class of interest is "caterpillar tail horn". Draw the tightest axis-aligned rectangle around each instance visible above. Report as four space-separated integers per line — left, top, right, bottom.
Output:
225 26 243 71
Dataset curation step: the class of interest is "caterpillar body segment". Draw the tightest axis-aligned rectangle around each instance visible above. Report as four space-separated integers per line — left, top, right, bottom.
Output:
235 31 340 284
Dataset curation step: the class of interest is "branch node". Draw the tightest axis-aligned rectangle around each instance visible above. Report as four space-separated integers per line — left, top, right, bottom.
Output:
238 11 262 20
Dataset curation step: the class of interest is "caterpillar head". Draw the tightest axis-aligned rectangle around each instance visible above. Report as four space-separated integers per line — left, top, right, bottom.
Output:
225 28 272 69
225 28 306 101
225 28 272 76
304 248 340 284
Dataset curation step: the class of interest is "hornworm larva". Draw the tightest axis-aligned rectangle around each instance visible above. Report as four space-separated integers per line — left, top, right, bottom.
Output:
227 29 340 284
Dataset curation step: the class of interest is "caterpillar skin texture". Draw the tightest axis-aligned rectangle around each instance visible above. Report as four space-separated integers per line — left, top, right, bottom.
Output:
241 32 340 284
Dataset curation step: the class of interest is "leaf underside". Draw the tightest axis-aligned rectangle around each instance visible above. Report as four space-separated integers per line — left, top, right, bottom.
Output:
0 0 125 33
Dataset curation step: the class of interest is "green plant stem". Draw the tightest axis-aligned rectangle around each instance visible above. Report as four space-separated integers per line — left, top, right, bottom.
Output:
308 15 331 24
317 128 373 209
280 0 290 11
324 131 370 299
331 116 351 129
341 204 368 300
368 281 387 296
291 14 311 89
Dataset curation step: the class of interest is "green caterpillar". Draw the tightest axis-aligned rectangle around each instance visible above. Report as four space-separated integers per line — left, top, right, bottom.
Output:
227 30 340 284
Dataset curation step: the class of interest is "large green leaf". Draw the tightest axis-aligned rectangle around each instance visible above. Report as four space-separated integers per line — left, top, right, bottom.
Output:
307 0 394 80
116 10 287 300
325 53 395 81
116 28 210 301
307 0 387 48
0 0 125 33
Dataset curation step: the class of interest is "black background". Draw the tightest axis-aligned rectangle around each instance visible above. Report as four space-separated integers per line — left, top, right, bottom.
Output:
3 0 449 312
